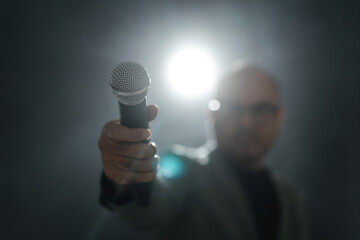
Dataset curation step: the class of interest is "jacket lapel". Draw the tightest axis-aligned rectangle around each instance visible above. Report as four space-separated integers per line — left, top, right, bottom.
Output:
202 150 258 240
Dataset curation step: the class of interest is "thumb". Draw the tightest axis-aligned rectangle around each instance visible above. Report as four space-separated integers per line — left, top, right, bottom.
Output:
147 104 159 122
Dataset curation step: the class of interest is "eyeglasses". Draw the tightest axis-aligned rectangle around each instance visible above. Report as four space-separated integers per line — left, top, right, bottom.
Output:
216 102 279 119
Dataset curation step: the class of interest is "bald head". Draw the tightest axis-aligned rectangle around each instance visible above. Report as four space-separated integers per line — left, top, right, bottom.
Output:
217 63 281 106
213 62 284 170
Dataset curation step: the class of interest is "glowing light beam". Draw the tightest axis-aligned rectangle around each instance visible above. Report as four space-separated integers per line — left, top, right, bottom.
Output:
166 46 218 99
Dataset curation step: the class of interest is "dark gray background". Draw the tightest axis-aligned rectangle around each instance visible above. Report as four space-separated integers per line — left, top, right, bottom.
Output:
2 0 359 239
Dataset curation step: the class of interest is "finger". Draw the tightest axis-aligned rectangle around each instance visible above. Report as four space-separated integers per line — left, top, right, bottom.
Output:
147 104 159 122
102 120 151 142
109 155 159 172
102 140 157 159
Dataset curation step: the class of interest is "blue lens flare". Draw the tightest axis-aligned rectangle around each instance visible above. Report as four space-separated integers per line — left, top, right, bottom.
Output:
159 154 185 178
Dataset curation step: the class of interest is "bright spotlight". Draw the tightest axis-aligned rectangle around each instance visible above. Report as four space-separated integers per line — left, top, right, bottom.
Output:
166 46 218 98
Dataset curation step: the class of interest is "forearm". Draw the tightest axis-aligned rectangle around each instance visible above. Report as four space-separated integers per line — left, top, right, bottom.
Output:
99 172 135 210
114 176 178 229
100 172 179 229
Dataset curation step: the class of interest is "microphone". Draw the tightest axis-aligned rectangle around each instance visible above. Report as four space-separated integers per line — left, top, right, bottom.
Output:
109 61 152 207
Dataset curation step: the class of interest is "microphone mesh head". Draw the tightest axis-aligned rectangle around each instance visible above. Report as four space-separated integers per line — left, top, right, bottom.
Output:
110 61 151 106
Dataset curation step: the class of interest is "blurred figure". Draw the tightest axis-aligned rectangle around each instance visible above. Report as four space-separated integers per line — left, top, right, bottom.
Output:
98 61 310 240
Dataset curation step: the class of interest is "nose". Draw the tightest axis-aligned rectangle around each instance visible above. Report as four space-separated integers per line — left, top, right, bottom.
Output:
238 113 254 128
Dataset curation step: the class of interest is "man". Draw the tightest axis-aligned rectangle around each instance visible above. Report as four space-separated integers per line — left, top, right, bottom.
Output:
98 62 310 240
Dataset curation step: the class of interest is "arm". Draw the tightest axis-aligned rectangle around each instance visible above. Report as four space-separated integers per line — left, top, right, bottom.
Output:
112 174 183 229
97 105 186 229
100 165 191 230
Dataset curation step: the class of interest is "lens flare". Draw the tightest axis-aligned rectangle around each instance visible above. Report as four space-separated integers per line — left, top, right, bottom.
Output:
208 99 221 111
159 154 184 178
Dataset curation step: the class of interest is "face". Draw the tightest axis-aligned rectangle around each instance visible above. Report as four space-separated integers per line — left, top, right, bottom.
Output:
213 67 284 169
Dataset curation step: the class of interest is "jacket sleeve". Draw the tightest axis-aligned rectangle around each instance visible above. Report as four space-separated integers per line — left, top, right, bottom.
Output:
99 172 135 209
99 153 196 230
114 175 186 229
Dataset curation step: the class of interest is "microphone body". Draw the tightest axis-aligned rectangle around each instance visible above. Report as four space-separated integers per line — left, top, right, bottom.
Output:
119 100 148 129
109 61 153 207
119 100 152 207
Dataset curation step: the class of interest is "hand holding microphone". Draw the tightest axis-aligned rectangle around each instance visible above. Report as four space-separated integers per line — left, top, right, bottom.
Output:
98 62 158 207
98 105 159 181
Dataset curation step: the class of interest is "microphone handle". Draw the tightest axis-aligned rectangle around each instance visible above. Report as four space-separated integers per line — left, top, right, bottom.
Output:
119 99 153 207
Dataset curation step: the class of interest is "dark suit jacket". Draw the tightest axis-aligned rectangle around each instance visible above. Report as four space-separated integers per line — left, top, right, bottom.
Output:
107 146 310 240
